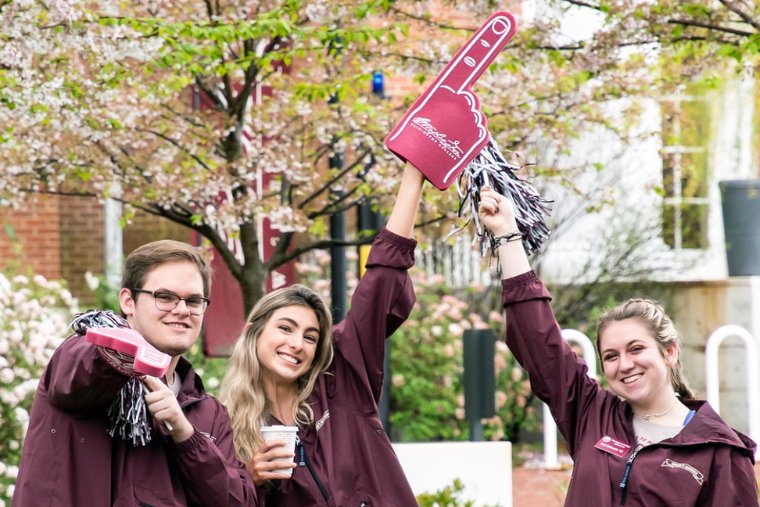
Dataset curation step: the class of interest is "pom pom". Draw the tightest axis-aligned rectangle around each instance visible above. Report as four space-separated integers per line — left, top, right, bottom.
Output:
70 310 154 447
453 138 552 256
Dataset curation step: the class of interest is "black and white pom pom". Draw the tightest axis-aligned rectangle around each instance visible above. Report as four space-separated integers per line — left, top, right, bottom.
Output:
70 310 153 447
454 137 552 256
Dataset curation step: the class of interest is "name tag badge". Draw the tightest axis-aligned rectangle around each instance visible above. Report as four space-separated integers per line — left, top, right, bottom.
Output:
594 436 632 458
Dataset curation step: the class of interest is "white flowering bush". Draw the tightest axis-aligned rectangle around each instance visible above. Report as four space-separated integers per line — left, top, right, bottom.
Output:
0 272 79 504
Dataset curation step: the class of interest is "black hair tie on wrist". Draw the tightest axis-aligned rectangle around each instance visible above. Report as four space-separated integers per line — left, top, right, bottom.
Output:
492 231 523 249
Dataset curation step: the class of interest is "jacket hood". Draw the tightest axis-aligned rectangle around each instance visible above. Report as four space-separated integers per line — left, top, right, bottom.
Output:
676 399 757 461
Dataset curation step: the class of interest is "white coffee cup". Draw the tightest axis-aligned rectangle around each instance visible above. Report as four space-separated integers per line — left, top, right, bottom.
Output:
261 425 298 477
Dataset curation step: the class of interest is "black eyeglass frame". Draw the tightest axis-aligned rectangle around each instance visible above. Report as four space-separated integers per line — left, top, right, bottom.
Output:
129 289 211 316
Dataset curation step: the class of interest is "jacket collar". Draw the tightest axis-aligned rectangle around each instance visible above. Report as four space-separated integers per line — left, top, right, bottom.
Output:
174 356 208 407
620 398 756 461
673 399 756 461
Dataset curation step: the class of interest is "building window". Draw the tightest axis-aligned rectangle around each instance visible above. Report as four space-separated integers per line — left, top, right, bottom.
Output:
660 88 711 250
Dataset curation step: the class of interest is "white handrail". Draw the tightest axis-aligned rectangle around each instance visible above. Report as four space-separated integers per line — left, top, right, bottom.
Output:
543 329 597 469
704 325 760 457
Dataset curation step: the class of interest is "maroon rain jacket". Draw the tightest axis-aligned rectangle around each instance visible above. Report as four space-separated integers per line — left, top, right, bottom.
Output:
503 271 758 506
13 339 257 507
257 227 418 507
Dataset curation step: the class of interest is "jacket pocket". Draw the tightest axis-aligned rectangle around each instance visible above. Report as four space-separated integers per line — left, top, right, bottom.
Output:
346 491 392 507
132 483 180 507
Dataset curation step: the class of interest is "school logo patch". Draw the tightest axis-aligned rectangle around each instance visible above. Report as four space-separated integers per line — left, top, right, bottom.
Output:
316 410 330 432
661 459 704 485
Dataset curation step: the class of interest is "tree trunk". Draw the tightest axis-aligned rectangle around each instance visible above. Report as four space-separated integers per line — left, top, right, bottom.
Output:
239 262 267 317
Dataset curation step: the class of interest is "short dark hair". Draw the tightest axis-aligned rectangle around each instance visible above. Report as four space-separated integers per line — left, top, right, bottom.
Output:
122 240 212 296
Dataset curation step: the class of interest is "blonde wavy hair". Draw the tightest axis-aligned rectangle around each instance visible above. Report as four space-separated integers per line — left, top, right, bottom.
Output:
220 284 334 464
596 298 694 400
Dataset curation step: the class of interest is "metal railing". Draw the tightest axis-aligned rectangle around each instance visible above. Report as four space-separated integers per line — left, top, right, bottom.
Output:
704 325 760 457
542 328 598 468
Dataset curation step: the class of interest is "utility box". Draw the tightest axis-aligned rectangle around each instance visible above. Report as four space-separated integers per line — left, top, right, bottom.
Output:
463 329 496 440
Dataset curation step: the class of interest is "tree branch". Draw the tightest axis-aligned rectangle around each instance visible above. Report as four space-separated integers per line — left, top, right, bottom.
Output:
137 128 213 171
359 50 443 65
667 18 754 37
195 76 224 109
306 184 362 219
298 148 371 209
717 0 760 33
389 6 474 32
415 214 450 228
276 235 378 265
161 103 207 129
138 202 244 281
562 0 606 12
264 230 295 269
19 188 98 198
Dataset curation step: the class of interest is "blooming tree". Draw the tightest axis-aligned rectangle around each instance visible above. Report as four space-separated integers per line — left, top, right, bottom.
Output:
1 0 750 313
0 273 79 505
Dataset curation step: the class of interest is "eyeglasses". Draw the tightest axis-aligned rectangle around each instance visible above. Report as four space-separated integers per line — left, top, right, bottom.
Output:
130 289 211 316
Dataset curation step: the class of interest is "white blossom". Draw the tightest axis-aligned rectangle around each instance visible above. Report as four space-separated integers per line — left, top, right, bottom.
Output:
0 270 78 502
84 272 100 291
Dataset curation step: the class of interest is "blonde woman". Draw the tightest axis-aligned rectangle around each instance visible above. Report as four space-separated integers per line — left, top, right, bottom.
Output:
220 162 424 506
479 187 758 506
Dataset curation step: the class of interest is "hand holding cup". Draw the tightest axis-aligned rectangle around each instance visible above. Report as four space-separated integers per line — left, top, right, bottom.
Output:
248 426 298 486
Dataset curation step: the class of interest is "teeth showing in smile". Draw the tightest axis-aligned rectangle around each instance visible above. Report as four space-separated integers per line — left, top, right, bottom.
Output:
278 353 299 365
166 323 189 329
623 375 641 384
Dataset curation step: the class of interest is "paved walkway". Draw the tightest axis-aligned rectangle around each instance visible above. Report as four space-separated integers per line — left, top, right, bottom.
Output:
512 467 571 506
512 461 760 506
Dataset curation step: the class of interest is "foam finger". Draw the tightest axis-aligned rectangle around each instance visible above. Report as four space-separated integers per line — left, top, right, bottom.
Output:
438 13 517 92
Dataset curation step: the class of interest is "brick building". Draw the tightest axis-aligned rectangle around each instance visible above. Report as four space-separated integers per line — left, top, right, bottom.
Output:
0 195 189 305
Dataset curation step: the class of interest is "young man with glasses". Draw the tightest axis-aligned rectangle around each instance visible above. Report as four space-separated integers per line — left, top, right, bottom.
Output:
13 240 257 507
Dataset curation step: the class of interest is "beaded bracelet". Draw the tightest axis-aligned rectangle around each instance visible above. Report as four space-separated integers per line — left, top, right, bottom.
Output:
492 231 523 248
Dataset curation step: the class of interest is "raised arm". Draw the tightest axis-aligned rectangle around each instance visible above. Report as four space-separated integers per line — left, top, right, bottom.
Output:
479 188 607 456
43 335 130 413
331 162 424 404
385 161 425 239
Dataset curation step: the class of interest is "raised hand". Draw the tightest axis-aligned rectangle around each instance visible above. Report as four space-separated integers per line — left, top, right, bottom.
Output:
385 12 517 190
246 439 297 486
478 187 518 236
143 376 194 442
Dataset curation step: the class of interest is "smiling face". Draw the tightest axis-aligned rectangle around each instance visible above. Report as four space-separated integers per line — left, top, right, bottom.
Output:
599 318 678 413
256 305 320 388
119 260 205 357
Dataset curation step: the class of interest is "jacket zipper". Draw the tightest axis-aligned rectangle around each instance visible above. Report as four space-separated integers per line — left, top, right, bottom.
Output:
618 449 639 505
296 436 330 503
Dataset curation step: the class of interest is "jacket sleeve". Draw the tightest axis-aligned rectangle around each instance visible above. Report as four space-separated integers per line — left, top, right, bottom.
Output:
172 400 259 507
332 227 417 404
697 446 759 506
502 270 607 457
43 334 130 413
